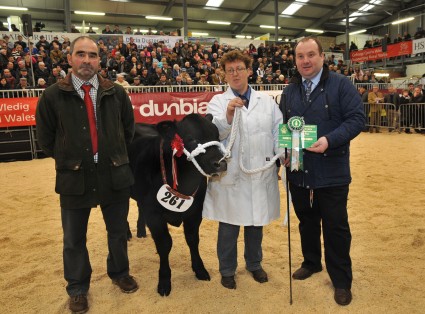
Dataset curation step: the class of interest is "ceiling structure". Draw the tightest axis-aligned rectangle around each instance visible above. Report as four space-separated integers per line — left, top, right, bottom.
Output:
0 0 424 39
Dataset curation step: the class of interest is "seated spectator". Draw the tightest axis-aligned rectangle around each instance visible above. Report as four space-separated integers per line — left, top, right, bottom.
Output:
16 77 31 89
172 75 185 86
36 78 48 89
0 77 11 90
2 69 15 89
113 24 123 34
47 67 61 86
131 76 142 86
115 74 130 87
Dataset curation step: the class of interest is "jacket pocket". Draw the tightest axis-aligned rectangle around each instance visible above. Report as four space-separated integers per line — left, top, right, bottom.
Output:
55 159 84 195
110 154 135 190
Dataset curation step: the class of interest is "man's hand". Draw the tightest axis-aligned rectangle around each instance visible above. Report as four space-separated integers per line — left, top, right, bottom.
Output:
306 136 328 154
226 98 245 124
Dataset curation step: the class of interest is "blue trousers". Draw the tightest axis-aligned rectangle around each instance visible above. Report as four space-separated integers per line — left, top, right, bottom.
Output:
217 222 263 277
61 201 130 296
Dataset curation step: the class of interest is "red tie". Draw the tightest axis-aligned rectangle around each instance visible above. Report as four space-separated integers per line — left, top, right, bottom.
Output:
81 84 98 154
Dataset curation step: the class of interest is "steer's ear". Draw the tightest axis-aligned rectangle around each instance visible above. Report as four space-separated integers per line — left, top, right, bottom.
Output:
156 120 177 140
205 113 213 122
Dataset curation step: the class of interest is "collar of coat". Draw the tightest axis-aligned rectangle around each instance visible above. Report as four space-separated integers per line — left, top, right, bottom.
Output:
289 63 330 85
57 73 115 92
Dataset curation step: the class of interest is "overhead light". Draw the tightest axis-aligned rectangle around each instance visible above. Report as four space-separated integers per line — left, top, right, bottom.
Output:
392 17 414 25
285 38 289 42
146 16 172 21
235 35 245 39
349 29 367 35
206 0 224 7
246 35 252 39
207 20 231 25
260 25 281 29
191 32 209 36
281 1 309 16
3 22 8 26
306 29 323 33
0 5 28 11
75 11 105 16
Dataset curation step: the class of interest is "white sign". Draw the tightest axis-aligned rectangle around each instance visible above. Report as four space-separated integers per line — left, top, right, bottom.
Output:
412 38 425 54
156 184 194 212
123 35 183 49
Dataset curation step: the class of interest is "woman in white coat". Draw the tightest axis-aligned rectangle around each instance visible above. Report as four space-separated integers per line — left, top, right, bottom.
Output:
203 50 283 289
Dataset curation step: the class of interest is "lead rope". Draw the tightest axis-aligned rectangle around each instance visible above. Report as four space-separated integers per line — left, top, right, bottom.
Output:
223 107 285 174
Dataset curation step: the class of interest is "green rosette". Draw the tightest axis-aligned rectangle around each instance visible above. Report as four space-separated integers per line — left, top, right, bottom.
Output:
287 116 305 171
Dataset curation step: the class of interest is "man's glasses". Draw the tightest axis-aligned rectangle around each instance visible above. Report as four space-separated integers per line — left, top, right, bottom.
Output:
225 66 247 75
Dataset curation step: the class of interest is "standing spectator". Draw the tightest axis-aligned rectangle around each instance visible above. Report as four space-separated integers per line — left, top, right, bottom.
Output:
14 35 27 50
403 31 411 41
70 25 80 33
87 26 96 34
203 49 283 290
36 36 50 52
399 89 412 133
279 37 365 306
349 41 358 51
384 86 401 132
368 85 384 132
113 25 123 34
35 36 138 313
102 25 113 34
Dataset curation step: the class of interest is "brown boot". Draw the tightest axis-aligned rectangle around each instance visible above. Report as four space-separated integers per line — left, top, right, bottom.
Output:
69 294 88 314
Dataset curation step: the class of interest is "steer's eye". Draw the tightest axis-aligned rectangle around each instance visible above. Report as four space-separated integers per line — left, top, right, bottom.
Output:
184 137 199 151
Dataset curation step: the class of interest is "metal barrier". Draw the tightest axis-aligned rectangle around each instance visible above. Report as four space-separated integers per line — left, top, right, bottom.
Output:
363 102 425 132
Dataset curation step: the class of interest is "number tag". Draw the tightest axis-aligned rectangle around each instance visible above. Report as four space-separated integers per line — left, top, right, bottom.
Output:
156 184 194 213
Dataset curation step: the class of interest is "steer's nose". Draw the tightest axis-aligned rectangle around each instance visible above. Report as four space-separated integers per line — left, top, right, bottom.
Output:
213 160 227 172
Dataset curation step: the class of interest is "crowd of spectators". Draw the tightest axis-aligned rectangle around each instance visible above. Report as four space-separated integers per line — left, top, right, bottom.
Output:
0 26 369 91
1 24 425 93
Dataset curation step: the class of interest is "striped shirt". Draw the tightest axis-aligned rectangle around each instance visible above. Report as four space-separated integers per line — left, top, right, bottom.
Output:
71 74 100 162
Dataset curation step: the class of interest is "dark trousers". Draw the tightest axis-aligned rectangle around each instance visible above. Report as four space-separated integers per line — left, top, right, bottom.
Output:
289 184 352 289
217 222 263 277
61 201 130 296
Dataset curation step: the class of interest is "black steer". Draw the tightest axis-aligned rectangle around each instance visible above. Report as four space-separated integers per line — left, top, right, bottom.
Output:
128 113 227 296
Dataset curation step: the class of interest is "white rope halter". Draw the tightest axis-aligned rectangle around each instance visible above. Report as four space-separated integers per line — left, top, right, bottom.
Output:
182 107 284 178
223 107 285 174
182 141 228 178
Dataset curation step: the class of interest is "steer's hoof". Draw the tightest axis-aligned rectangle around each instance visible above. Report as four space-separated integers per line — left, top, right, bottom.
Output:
157 280 171 296
137 229 147 238
195 268 211 281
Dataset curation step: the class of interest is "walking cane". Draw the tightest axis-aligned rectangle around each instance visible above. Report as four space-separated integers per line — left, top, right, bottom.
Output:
285 148 293 305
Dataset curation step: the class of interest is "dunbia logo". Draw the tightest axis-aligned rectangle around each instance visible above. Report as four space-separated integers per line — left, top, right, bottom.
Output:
135 98 208 117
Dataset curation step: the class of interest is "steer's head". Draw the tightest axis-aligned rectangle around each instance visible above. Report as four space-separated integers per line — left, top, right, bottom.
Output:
157 113 227 177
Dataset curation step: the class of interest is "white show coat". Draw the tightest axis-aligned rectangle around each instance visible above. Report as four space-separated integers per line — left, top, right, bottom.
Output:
203 87 284 226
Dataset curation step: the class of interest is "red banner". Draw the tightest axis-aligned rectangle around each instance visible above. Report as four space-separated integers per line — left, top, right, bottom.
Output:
0 92 222 127
386 41 412 58
130 91 221 124
350 41 413 62
0 98 38 127
350 47 387 62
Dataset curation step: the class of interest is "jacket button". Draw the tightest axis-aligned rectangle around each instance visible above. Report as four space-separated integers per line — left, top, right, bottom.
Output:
305 170 309 174
83 126 86 130
93 188 96 192
86 148 89 151
306 185 310 189
80 106 83 109
324 153 327 157
74 166 79 170
325 105 328 108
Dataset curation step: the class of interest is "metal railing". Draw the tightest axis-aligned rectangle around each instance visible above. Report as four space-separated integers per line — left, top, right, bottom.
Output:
363 102 425 132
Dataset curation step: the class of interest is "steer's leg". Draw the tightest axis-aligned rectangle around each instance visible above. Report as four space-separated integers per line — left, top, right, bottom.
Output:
183 212 210 281
136 201 147 238
147 212 173 296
